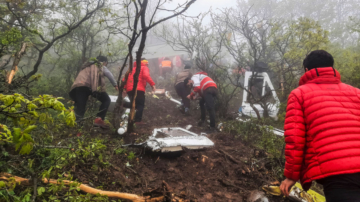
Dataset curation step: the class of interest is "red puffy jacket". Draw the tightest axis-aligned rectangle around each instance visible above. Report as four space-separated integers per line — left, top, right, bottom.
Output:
284 67 360 190
123 61 155 92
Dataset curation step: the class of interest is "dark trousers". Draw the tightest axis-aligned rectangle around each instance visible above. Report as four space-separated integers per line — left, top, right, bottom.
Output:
69 86 110 120
317 173 360 202
160 67 172 79
123 91 145 122
175 82 191 109
199 87 217 127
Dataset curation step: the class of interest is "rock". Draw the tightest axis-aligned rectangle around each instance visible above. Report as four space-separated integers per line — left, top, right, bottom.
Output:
247 190 269 202
225 193 233 199
204 193 213 200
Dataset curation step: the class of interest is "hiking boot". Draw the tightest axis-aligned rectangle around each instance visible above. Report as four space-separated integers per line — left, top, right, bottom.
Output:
205 127 218 134
178 106 185 114
94 117 110 129
184 108 190 116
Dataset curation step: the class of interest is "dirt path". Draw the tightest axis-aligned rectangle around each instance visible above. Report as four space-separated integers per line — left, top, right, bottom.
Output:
73 94 286 202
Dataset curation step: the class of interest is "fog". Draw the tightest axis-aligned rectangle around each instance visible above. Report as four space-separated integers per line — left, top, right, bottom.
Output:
2 0 360 99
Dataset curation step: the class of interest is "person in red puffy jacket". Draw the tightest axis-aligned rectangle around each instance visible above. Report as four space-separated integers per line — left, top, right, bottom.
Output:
280 50 360 202
123 59 156 124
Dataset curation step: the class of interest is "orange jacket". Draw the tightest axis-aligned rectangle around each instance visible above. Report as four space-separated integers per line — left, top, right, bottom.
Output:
161 60 172 69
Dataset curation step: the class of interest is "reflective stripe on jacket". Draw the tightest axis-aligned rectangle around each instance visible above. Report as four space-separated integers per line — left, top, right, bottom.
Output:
189 72 217 98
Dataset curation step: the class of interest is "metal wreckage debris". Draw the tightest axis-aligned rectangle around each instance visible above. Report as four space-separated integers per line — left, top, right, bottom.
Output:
114 91 214 152
147 127 214 152
121 127 215 153
261 182 325 202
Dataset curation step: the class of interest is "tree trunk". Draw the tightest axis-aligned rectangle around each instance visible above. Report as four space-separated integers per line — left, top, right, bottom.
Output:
127 29 149 133
8 42 27 84
127 0 149 133
250 102 261 120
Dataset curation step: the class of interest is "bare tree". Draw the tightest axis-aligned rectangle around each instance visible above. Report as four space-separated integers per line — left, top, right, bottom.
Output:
211 6 277 119
111 0 197 133
160 13 242 117
1 0 105 80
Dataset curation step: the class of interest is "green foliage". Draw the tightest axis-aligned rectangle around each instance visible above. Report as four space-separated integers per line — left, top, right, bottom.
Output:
127 151 135 161
0 28 22 46
330 46 360 88
0 27 22 57
114 147 125 155
270 17 329 100
0 93 75 154
224 119 285 179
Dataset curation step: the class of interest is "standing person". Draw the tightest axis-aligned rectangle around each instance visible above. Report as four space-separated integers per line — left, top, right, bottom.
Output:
185 72 218 130
160 57 173 79
174 64 192 115
280 50 360 202
123 59 156 125
69 56 118 129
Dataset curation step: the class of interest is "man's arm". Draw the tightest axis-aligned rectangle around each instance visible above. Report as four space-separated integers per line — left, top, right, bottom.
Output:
103 67 117 87
143 67 155 87
189 86 201 99
284 91 306 181
281 91 306 196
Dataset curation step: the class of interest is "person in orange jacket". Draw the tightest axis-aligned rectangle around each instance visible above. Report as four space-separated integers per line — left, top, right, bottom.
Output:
123 59 156 124
160 57 173 79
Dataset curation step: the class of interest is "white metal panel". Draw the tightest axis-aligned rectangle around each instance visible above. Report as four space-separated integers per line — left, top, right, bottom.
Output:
146 127 215 152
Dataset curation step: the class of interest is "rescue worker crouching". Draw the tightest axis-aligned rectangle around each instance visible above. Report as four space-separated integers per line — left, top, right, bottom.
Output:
69 56 118 129
175 64 192 115
185 72 218 131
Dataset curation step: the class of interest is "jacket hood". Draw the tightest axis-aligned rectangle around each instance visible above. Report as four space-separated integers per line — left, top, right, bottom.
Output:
299 67 341 86
195 71 208 76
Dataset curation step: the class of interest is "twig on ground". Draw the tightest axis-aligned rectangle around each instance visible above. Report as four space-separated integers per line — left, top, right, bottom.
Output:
31 177 37 202
126 166 138 174
155 156 160 164
218 149 241 164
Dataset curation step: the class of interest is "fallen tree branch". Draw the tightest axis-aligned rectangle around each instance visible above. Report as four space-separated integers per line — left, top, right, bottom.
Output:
0 173 163 202
218 149 241 164
218 179 246 192
162 181 174 201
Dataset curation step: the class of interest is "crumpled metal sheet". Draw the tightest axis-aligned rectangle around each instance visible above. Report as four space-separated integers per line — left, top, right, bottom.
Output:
262 183 325 202
146 127 214 152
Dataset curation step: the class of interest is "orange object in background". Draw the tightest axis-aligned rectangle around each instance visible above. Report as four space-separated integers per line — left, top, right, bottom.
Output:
8 66 18 84
161 60 172 68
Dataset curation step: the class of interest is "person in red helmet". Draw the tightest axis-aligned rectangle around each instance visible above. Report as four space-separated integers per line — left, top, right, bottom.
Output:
280 50 360 202
123 59 156 124
185 72 217 130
